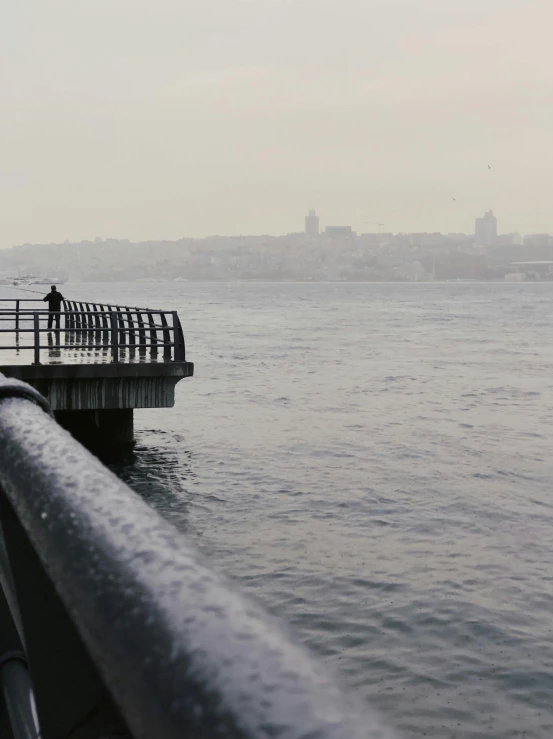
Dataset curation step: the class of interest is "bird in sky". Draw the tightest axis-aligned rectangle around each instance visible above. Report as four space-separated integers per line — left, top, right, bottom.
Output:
488 165 492 170
452 197 456 201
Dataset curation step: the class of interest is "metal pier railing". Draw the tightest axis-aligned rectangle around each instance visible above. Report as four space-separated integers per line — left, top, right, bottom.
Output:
0 299 186 364
0 373 397 739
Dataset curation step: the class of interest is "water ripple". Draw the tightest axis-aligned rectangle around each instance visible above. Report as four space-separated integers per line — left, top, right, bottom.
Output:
100 281 553 739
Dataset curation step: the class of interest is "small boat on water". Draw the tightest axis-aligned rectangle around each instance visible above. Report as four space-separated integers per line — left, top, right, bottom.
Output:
12 275 67 286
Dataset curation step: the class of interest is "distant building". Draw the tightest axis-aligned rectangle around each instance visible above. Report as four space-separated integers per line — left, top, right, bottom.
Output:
325 226 353 238
522 234 553 261
358 233 390 248
408 233 445 248
475 210 497 246
305 209 320 236
496 233 522 246
523 234 553 248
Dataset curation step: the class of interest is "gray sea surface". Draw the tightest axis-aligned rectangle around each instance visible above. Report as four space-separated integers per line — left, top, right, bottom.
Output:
47 282 553 738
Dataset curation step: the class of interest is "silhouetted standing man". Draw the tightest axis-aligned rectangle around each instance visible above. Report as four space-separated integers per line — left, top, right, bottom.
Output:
43 285 64 330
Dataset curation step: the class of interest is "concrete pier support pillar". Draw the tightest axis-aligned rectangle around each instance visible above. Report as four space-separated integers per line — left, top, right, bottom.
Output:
55 409 134 454
2 361 193 457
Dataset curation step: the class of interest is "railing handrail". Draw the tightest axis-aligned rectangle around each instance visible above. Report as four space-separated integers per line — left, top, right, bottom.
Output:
0 310 173 316
0 298 163 308
0 379 393 739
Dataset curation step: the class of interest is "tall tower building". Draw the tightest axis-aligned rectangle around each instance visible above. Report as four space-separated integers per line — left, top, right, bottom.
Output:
475 210 498 246
305 209 320 236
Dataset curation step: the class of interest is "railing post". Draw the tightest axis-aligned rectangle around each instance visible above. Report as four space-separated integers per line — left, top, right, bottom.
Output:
160 313 171 360
116 307 126 353
15 301 20 333
33 314 40 365
148 312 159 359
126 308 136 356
110 312 119 363
172 312 186 361
101 307 109 351
78 303 85 333
85 304 93 336
136 310 147 356
67 303 76 346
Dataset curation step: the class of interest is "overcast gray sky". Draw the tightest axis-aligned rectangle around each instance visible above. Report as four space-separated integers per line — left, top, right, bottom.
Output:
2 0 552 245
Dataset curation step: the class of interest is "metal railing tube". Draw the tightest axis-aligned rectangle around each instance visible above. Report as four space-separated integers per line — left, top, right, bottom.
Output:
0 387 396 739
0 659 40 739
0 527 26 648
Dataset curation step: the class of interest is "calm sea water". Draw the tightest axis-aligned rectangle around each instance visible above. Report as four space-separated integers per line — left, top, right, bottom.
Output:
69 282 553 738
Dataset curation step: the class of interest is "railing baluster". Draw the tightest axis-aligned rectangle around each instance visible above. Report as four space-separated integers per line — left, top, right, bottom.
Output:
80 303 87 337
107 306 114 352
70 302 77 345
159 313 171 360
75 303 82 332
92 304 101 349
172 312 186 361
85 303 93 337
15 301 20 333
110 313 119 363
74 304 81 346
116 305 127 361
136 310 147 357
33 314 40 365
126 308 136 358
82 304 88 344
147 313 158 359
86 306 93 349
101 307 109 351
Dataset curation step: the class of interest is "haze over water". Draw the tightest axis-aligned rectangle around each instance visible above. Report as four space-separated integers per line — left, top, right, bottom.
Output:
72 281 553 739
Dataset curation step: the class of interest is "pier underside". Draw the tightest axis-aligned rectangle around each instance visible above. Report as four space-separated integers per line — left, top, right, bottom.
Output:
0 362 194 453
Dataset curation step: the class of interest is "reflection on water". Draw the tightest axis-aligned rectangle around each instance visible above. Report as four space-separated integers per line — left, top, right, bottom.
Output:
47 330 62 361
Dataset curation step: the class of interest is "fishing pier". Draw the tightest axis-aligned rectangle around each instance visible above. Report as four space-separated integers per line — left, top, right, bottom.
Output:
0 297 194 450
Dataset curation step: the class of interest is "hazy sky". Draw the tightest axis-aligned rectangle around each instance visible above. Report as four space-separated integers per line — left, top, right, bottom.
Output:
2 0 552 245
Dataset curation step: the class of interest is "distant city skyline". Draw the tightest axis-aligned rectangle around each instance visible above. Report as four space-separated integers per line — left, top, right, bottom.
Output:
9 210 553 248
4 224 553 285
8 204 553 249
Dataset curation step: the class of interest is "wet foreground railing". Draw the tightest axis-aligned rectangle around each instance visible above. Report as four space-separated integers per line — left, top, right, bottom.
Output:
0 299 186 364
0 374 396 739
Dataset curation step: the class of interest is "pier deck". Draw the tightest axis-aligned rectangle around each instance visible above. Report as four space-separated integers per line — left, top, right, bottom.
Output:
0 297 193 447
